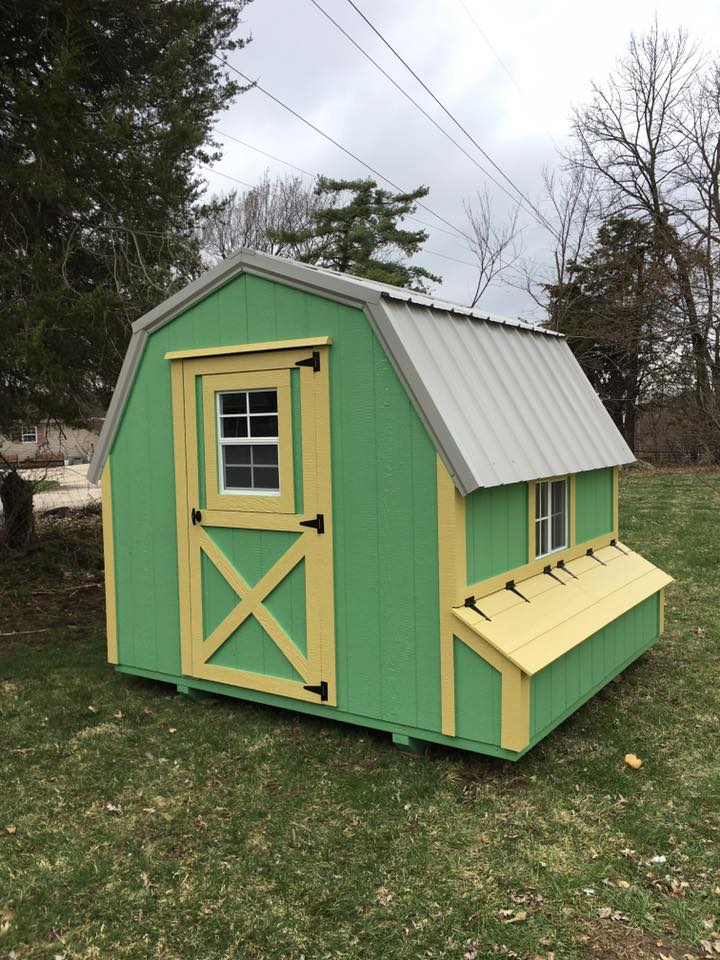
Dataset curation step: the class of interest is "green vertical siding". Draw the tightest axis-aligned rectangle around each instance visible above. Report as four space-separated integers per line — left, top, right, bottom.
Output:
453 637 502 745
575 467 614 543
465 481 528 583
530 592 660 742
110 273 441 733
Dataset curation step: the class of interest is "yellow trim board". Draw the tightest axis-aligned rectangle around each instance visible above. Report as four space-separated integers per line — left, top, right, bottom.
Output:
101 462 118 664
201 368 295 515
164 336 332 361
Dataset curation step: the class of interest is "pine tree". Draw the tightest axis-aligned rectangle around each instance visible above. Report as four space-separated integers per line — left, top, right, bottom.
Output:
269 177 441 292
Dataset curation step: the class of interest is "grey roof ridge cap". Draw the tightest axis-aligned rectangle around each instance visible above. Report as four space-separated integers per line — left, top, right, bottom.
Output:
377 289 563 337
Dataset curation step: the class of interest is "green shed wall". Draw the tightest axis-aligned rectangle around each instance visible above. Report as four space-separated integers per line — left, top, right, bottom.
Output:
529 592 659 743
575 467 614 543
465 482 528 583
109 273 443 734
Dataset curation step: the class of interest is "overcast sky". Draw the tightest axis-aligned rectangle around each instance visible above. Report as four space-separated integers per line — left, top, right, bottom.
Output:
201 0 719 319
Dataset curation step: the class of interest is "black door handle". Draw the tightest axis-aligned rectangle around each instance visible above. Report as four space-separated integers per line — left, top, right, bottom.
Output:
191 507 202 525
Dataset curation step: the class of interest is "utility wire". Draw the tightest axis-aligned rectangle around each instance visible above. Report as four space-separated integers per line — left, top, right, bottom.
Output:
212 52 474 243
213 127 473 248
306 0 538 226
455 0 561 152
342 0 557 237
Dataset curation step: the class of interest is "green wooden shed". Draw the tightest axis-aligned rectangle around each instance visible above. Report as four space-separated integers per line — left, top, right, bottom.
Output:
89 250 672 759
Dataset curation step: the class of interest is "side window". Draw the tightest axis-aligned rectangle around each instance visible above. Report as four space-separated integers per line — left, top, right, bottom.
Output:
217 389 279 495
535 477 568 558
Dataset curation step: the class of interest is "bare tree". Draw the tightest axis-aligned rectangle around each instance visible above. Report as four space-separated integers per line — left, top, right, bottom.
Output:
570 24 718 414
200 173 327 264
463 190 521 307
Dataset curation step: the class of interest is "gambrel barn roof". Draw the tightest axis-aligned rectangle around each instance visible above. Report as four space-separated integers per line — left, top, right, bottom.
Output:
89 250 634 491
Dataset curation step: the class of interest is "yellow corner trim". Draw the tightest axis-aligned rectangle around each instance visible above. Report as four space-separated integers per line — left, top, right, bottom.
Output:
101 462 118 664
164 336 332 361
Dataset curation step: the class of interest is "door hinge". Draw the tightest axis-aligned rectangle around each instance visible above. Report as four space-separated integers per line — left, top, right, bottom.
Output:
295 350 320 373
191 507 202 526
299 513 325 534
303 680 328 701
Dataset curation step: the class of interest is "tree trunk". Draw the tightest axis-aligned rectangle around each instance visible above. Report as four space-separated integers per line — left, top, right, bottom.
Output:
0 470 36 552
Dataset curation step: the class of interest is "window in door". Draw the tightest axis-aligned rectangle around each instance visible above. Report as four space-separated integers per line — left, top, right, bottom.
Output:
217 389 279 494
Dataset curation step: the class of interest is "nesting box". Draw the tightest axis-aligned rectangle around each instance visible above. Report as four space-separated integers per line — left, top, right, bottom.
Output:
90 251 671 758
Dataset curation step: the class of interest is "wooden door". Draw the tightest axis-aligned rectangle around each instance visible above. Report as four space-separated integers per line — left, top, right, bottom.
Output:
170 342 336 706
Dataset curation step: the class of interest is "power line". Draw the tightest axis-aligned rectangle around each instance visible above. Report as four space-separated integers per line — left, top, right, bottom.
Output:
198 163 254 189
212 52 474 243
306 0 540 227
213 127 473 248
342 0 557 237
455 0 561 152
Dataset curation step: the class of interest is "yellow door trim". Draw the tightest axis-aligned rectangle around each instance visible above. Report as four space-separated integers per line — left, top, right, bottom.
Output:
101 461 118 664
164 336 332 361
171 343 336 707
201 368 295 514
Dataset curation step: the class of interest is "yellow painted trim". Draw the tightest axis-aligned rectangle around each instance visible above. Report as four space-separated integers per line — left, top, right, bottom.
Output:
164 336 332 361
171 343 336 707
467 531 616 602
613 466 620 537
171 361 193 675
659 585 665 634
201 368 294 514
570 474 577 546
500 667 530 752
437 458 462 736
527 480 536 563
101 462 118 665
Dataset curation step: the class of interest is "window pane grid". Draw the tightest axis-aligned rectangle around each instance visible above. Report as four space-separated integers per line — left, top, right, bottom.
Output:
217 389 280 494
535 478 568 558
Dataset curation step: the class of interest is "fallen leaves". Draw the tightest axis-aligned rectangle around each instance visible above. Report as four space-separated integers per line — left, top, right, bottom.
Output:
4 826 16 835
625 752 643 769
0 906 13 940
598 906 630 921
495 909 528 924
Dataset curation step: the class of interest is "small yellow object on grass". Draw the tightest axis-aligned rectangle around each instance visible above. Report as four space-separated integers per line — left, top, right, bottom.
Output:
624 753 643 769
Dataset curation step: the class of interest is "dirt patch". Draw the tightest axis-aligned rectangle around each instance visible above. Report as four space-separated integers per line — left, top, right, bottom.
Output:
582 924 698 959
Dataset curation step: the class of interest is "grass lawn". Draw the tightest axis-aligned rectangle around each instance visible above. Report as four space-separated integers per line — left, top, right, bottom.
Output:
0 471 718 960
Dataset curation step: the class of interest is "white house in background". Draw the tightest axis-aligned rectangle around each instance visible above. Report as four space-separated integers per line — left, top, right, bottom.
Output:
0 420 103 466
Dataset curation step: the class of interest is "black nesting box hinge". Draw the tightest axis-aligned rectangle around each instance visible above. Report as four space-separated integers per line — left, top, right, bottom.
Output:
299 513 325 534
505 579 530 603
296 351 321 373
464 596 492 622
543 564 565 585
586 547 606 566
303 681 328 701
556 559 578 580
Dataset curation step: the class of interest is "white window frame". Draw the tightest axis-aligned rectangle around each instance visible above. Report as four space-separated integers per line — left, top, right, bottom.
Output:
216 388 280 497
20 426 37 443
535 477 568 559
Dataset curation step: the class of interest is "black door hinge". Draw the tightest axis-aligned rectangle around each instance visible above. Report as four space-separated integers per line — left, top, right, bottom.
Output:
296 351 320 372
191 507 202 526
464 596 492 622
299 513 325 534
303 680 328 701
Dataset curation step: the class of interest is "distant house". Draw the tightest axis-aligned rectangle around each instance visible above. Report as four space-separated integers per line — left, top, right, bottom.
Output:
1 421 103 467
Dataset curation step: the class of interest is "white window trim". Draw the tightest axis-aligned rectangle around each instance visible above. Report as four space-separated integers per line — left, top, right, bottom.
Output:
20 426 38 443
216 390 280 497
535 477 568 559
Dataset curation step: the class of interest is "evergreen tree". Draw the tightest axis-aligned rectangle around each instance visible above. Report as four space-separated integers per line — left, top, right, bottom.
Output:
269 177 441 292
0 0 250 549
545 216 670 451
